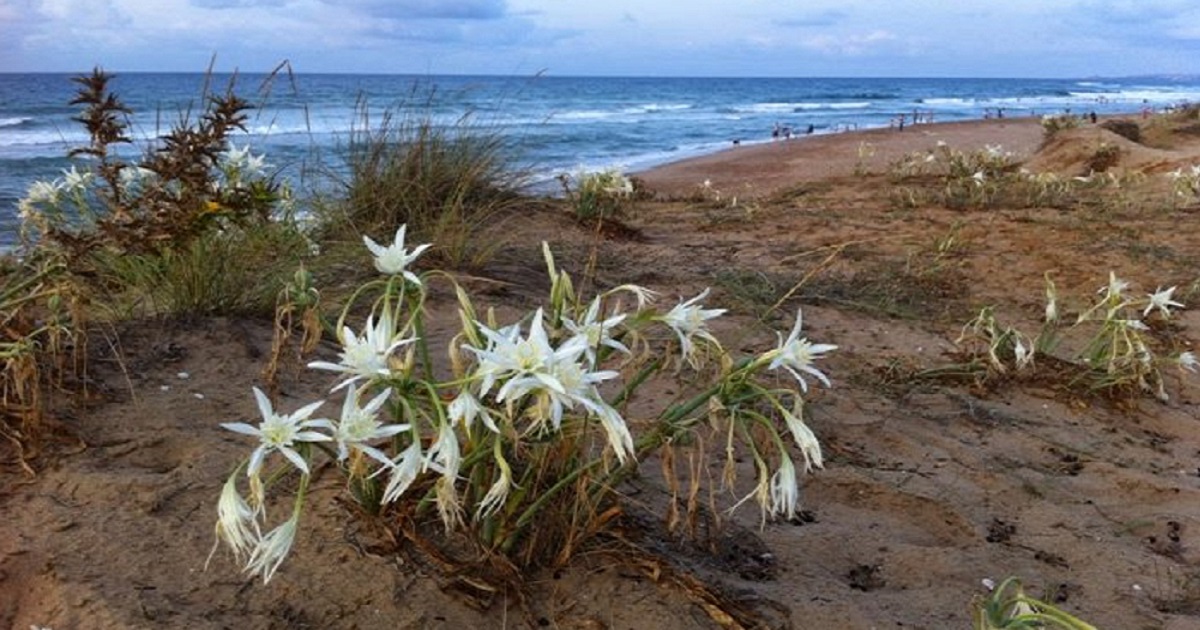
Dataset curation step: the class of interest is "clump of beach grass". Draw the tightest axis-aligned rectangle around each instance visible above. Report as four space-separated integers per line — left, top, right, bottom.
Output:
317 95 526 270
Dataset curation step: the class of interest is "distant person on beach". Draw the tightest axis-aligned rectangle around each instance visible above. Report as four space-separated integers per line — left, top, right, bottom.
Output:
806 123 815 135
772 122 781 139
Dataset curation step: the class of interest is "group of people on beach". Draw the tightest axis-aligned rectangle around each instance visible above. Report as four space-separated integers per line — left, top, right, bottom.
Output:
888 110 935 131
771 121 816 140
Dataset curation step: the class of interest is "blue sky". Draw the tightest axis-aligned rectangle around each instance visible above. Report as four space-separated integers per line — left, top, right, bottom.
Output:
1 0 1197 77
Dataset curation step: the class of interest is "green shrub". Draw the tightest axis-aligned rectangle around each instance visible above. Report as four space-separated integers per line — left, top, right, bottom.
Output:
559 168 635 221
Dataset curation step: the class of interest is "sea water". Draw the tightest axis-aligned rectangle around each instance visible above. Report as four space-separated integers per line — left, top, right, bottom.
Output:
3 72 1200 247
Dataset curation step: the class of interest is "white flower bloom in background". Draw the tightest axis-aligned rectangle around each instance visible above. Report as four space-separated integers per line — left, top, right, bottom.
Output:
332 387 407 466
118 165 156 189
657 288 726 367
309 308 416 390
208 473 259 566
1144 286 1184 318
769 454 800 521
1100 271 1129 300
764 309 837 392
244 512 298 583
220 144 270 182
25 179 63 205
1013 336 1033 370
61 165 93 192
363 224 431 284
1180 351 1198 373
221 387 331 477
1119 319 1150 332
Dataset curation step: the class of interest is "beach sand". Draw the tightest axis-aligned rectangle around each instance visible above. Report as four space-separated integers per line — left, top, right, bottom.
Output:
636 118 1048 198
6 113 1200 629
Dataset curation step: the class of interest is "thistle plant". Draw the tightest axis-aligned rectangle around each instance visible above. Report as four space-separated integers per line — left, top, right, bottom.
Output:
210 228 837 583
17 68 287 259
973 577 1097 630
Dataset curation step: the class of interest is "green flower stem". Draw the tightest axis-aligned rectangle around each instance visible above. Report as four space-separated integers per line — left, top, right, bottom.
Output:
610 357 662 408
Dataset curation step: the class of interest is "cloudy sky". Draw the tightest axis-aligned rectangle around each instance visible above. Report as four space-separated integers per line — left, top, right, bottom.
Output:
1 0 1197 77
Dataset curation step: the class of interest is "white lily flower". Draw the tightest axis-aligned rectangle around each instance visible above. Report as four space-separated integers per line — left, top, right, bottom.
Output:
1179 351 1198 373
657 288 726 367
607 283 658 310
332 387 407 466
971 171 986 185
244 512 298 583
61 165 93 192
468 308 569 402
1144 286 1184 318
592 402 637 464
448 390 498 433
1120 319 1150 332
382 440 423 504
24 179 63 205
207 472 259 567
764 309 837 392
426 421 462 480
363 224 432 285
540 344 620 427
769 454 800 521
118 165 156 189
1100 271 1129 300
308 308 416 390
1013 335 1034 370
781 407 823 472
564 296 629 366
221 388 331 477
476 443 513 519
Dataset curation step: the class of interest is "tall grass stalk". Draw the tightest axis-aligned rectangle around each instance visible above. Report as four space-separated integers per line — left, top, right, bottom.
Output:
322 96 525 269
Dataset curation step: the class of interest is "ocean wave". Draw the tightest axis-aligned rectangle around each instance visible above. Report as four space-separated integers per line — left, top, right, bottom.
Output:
0 117 34 128
742 101 873 113
620 103 692 114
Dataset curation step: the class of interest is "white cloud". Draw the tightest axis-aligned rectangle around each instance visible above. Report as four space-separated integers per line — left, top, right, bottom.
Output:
0 0 1198 76
328 0 507 20
800 30 898 57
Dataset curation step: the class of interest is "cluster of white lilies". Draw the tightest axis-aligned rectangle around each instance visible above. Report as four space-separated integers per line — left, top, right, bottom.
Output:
210 225 837 583
957 271 1195 400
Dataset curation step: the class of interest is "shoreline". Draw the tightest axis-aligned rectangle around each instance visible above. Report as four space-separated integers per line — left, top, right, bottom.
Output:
632 113 1138 198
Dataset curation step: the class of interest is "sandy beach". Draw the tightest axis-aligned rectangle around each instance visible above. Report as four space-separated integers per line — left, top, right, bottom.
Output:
6 110 1200 629
638 117 1062 197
